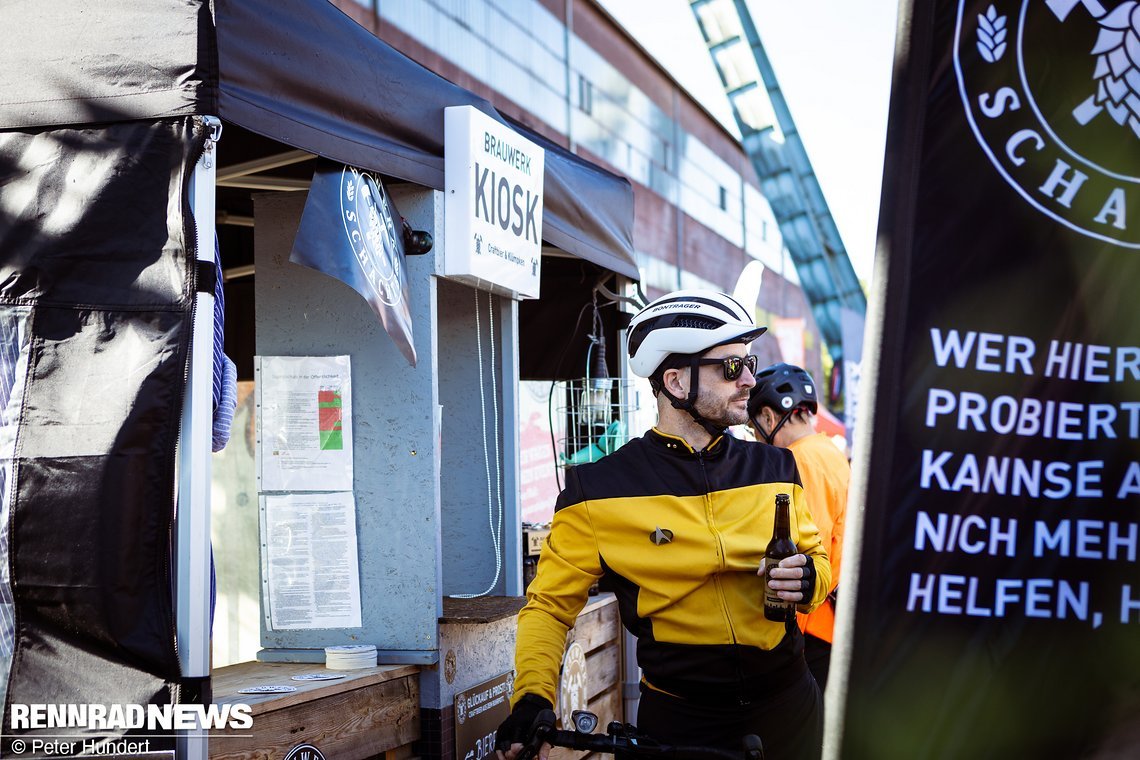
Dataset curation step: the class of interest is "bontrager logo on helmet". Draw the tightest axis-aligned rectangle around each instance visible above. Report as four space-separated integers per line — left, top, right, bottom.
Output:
627 289 767 379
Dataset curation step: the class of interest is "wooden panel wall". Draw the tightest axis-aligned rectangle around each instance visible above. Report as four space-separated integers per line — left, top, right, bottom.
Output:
551 596 623 760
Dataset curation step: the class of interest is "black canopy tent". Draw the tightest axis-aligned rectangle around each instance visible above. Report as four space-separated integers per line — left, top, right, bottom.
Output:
0 0 637 278
0 0 635 751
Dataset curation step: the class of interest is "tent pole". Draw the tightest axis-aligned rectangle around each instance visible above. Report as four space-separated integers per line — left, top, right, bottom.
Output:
176 114 222 760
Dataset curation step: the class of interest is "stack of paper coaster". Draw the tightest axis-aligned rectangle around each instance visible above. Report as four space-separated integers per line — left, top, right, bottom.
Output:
325 644 377 670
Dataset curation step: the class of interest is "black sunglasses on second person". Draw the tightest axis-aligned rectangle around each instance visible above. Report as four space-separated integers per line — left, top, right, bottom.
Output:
696 354 758 381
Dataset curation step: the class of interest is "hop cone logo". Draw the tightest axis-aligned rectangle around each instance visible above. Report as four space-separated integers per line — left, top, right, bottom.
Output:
1085 1 1140 137
954 0 1140 249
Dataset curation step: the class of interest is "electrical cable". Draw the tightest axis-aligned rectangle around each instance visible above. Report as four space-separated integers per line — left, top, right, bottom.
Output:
594 280 644 310
488 290 504 590
583 290 608 454
546 301 593 493
634 280 650 309
451 288 503 599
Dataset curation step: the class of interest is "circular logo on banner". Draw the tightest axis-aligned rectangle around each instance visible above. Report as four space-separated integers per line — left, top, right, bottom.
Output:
284 744 326 760
340 166 405 305
954 0 1140 247
558 641 589 723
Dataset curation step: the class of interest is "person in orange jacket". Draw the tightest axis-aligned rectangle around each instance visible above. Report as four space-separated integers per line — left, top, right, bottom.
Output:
748 363 848 690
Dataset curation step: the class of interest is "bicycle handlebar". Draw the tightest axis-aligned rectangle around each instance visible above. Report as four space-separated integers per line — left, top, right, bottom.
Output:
516 709 763 760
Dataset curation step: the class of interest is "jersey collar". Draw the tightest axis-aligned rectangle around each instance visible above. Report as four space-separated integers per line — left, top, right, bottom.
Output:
649 427 727 456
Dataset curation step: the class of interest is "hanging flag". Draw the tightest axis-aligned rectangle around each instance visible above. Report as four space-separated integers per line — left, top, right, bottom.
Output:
836 2 1140 758
0 118 203 754
291 159 417 366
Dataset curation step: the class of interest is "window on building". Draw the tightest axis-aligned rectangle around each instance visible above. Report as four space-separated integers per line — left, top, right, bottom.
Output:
719 186 728 211
578 74 593 116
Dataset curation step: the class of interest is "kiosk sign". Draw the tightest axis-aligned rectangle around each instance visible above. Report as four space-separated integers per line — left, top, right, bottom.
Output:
444 106 544 298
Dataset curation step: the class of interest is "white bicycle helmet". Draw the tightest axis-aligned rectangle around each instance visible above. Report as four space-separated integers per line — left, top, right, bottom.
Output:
627 289 766 378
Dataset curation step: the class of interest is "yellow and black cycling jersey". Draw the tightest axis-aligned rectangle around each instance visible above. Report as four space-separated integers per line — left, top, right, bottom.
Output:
513 427 830 708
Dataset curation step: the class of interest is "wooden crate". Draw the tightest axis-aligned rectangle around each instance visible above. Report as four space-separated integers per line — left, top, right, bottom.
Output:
551 595 624 760
210 661 420 760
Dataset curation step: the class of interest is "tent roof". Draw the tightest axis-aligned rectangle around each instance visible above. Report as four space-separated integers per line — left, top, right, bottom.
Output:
0 0 636 278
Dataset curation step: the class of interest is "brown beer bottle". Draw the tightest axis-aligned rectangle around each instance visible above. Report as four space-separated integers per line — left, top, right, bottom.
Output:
764 493 797 622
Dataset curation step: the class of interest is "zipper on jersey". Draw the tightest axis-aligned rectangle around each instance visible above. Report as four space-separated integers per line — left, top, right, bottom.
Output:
697 451 738 646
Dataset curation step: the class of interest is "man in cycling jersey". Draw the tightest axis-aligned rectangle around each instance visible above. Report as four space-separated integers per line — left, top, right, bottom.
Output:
496 289 830 760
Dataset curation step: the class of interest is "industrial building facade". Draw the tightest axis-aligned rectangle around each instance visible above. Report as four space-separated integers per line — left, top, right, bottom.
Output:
333 0 827 382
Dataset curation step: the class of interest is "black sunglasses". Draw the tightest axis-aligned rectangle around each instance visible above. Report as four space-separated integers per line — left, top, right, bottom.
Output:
696 354 758 381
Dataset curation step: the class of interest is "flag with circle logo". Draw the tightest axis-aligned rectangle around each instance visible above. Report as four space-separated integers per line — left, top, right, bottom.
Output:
291 159 417 366
836 2 1140 757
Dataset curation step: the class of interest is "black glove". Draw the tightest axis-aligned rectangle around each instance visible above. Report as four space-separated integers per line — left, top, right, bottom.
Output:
495 694 554 751
797 555 817 605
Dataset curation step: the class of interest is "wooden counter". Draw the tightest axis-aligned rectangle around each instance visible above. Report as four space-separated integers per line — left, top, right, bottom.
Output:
210 661 420 760
440 594 526 623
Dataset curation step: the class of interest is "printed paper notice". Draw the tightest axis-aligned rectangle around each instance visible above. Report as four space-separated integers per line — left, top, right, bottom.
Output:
263 492 363 630
257 355 353 492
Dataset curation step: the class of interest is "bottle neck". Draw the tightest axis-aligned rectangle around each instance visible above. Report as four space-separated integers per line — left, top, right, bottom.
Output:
773 502 791 539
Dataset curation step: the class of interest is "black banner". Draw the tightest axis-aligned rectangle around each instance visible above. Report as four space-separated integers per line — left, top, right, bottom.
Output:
291 160 416 366
841 2 1140 757
0 118 203 754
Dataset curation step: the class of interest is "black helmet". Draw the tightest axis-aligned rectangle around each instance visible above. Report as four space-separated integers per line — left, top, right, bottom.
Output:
748 363 818 422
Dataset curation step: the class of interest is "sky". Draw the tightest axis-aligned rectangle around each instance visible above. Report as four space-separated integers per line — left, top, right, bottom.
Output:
595 0 901 285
